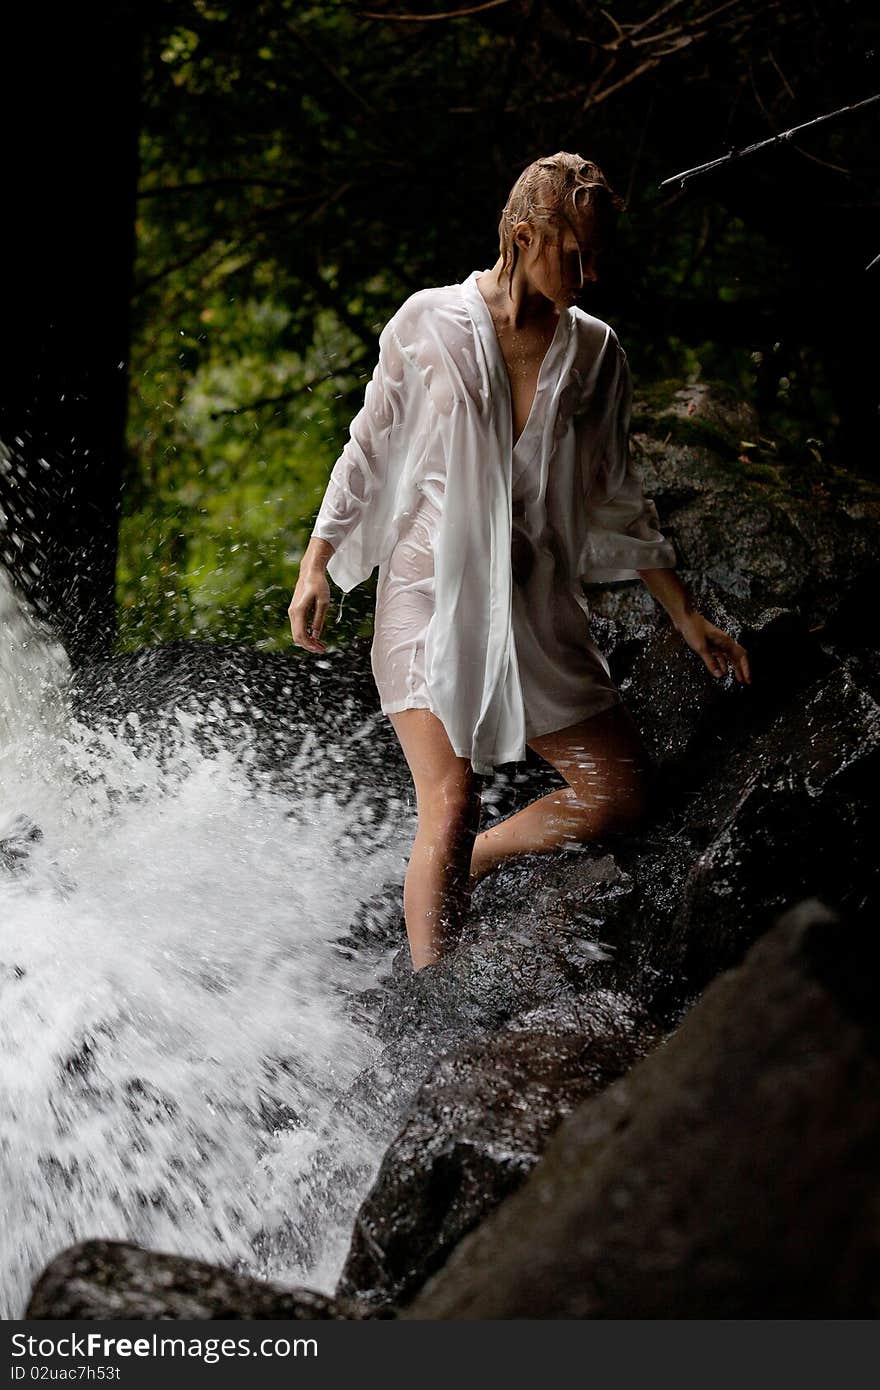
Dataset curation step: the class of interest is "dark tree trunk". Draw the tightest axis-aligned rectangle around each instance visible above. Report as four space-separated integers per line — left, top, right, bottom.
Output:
0 5 141 662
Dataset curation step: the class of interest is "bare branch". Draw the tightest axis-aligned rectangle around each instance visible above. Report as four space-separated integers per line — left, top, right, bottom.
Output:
358 0 516 20
287 21 377 115
631 0 749 48
300 181 356 227
766 49 796 103
659 92 880 189
589 57 663 106
626 0 691 42
597 6 625 43
788 146 853 177
625 94 655 205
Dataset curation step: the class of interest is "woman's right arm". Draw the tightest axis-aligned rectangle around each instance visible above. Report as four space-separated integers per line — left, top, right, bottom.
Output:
288 536 335 653
288 318 408 653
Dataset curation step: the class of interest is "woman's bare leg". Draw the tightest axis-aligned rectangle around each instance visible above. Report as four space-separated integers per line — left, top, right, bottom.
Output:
389 709 483 971
470 701 654 886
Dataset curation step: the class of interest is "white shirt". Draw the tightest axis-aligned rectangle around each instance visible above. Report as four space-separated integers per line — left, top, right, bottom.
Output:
312 269 677 774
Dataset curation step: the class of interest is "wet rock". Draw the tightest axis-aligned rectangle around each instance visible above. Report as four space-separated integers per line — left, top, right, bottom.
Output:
71 636 375 729
337 1023 490 1148
643 380 760 443
638 441 878 622
405 899 880 1318
369 851 636 1048
337 850 658 1166
335 883 409 976
649 664 880 1001
583 584 668 659
338 1004 659 1310
476 752 571 828
26 1239 374 1320
583 389 880 651
616 581 833 803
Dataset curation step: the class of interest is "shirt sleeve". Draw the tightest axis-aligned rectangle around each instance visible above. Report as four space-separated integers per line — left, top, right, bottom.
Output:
310 318 408 558
577 343 677 584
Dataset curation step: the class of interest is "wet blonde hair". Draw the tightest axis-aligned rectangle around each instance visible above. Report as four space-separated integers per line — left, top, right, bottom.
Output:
498 151 625 295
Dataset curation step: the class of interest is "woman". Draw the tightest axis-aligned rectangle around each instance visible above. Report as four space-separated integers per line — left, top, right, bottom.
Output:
289 152 750 972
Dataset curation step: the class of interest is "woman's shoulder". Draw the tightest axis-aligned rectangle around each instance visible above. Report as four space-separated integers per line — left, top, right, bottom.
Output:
386 281 470 346
381 280 484 408
569 305 625 365
566 309 630 423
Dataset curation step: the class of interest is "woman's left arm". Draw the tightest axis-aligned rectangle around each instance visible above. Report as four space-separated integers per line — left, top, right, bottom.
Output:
637 566 752 685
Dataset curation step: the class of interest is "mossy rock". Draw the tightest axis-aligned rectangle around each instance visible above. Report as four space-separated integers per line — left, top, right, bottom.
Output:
632 380 758 459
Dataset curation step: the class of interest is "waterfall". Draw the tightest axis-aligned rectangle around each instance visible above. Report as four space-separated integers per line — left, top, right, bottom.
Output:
0 551 410 1317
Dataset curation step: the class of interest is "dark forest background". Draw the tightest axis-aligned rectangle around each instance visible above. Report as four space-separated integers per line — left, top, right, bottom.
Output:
1 0 877 662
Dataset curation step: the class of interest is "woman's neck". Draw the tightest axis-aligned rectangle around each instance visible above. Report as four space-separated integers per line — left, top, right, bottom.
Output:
478 259 556 332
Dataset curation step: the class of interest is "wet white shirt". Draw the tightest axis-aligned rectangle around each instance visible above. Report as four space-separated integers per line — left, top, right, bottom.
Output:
311 269 677 774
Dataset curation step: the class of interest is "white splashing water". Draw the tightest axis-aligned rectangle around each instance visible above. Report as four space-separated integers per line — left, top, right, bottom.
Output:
0 565 411 1317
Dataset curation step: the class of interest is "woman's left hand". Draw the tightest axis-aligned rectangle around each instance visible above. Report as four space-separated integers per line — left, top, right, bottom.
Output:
675 612 752 685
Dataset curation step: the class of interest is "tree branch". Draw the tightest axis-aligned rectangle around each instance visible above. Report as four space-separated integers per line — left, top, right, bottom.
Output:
626 0 691 42
587 56 662 108
134 193 321 296
138 178 301 199
287 22 377 115
358 0 516 20
659 92 880 189
208 363 367 419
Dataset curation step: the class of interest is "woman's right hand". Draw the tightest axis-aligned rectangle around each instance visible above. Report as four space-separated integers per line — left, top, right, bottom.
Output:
289 539 335 653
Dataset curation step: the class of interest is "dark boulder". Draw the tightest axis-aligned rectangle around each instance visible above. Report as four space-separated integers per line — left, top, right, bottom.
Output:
648 663 880 1003
26 1239 371 1320
585 382 880 651
338 1005 660 1310
639 382 880 616
616 579 832 780
405 899 880 1318
368 852 639 1048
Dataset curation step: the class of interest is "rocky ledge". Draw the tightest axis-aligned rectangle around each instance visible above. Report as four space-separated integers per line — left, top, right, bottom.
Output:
23 384 880 1317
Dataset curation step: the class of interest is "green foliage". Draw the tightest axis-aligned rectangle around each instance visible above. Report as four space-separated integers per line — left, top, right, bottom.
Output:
120 288 376 649
120 0 878 651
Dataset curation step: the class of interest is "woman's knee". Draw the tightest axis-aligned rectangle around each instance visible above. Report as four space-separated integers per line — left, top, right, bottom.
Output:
563 761 654 838
416 773 480 846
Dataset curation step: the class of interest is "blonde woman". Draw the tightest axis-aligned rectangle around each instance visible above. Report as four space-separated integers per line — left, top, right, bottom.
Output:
289 153 750 972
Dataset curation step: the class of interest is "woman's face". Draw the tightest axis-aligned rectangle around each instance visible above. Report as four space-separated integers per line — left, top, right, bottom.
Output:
515 207 608 308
